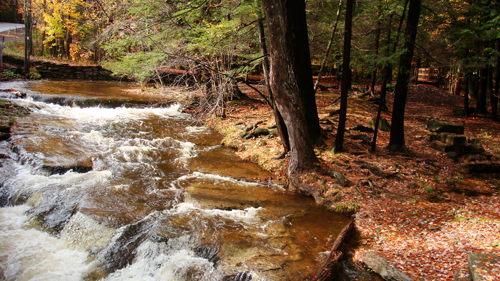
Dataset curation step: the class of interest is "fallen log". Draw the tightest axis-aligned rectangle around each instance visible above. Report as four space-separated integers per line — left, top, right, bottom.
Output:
313 219 355 281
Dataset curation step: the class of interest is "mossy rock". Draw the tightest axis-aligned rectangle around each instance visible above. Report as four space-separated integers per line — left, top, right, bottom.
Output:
425 120 464 134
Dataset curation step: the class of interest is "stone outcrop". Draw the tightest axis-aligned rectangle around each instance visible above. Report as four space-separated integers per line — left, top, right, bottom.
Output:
35 62 119 80
426 120 490 159
3 54 122 81
454 253 500 281
362 252 414 281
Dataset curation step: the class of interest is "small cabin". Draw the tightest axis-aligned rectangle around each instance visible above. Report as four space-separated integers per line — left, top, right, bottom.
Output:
416 67 439 84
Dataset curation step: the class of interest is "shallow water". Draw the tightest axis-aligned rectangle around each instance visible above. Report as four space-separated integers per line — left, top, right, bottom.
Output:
0 80 354 280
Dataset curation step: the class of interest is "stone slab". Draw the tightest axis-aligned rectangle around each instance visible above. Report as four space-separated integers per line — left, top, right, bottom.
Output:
362 252 414 281
454 268 472 281
426 120 465 134
446 134 467 146
468 253 500 281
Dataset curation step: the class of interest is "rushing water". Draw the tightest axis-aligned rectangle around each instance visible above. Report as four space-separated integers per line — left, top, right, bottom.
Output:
0 81 353 281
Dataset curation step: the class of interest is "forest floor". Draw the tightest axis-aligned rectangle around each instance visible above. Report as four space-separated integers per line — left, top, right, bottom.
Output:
204 79 500 280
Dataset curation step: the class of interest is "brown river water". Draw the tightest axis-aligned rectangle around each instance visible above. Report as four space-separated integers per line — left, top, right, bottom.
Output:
0 80 372 281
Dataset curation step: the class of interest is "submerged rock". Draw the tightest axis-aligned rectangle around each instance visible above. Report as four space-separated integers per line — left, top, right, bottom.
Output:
61 212 115 252
96 215 157 272
223 271 253 281
27 189 80 235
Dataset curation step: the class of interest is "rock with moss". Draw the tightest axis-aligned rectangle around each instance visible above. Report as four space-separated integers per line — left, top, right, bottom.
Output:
425 120 464 134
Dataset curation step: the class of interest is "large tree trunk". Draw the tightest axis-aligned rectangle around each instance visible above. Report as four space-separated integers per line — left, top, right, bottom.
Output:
333 0 353 153
372 0 408 152
261 0 318 179
255 4 290 156
388 0 422 152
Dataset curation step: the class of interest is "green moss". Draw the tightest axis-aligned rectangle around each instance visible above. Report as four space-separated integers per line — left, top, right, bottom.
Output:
330 202 359 214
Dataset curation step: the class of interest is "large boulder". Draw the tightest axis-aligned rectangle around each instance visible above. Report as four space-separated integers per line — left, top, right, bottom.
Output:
362 252 414 281
468 253 500 281
425 120 465 134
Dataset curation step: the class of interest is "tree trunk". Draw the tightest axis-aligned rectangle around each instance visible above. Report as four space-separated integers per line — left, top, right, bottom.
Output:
372 0 408 152
314 0 344 93
369 6 381 94
261 0 318 180
333 0 353 153
255 4 290 156
371 13 394 152
477 66 488 114
464 72 470 118
493 40 500 121
388 0 422 152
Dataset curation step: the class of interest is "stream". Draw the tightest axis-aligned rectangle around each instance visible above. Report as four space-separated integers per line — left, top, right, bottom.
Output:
0 80 360 281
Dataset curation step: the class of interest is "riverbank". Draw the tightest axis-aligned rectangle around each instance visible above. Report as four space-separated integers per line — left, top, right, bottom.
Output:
205 82 500 280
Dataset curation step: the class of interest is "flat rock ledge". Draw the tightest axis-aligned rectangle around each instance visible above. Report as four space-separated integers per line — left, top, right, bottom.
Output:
362 252 413 281
454 253 500 281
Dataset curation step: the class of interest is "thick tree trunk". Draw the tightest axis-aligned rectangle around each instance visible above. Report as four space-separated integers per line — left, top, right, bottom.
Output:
388 0 422 152
372 0 408 152
261 0 318 178
333 0 353 153
256 10 291 155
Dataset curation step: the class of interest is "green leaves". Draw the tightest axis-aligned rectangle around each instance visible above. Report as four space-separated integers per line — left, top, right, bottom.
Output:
98 0 262 82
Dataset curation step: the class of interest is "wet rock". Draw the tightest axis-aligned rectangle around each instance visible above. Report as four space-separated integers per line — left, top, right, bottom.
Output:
362 252 414 281
0 183 9 207
42 164 93 175
61 212 115 252
0 126 11 141
222 271 252 281
42 158 94 175
194 245 221 265
185 185 264 211
96 216 157 272
0 125 10 133
245 255 285 271
28 189 79 235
